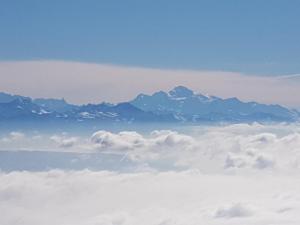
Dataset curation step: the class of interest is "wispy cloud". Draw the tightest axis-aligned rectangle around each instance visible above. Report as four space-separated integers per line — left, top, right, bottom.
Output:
276 73 300 80
0 60 300 107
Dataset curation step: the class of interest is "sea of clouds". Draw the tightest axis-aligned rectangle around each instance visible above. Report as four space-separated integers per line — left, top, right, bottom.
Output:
1 170 299 225
2 123 300 173
1 123 300 224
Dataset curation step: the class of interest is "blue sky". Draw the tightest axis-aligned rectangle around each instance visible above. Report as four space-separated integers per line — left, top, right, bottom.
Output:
1 0 300 75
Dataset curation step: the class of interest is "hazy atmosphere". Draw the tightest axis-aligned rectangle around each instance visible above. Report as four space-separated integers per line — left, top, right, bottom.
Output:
1 1 300 225
1 61 300 107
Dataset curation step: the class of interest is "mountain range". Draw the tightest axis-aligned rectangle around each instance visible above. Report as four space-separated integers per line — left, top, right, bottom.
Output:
0 86 298 127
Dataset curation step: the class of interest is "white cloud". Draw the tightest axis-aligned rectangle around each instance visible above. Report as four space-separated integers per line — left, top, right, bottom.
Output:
0 132 25 142
254 153 275 169
90 130 196 162
225 150 275 170
50 135 78 148
150 130 195 148
9 132 25 140
1 124 300 224
89 124 300 173
1 124 300 173
0 132 80 151
0 170 299 225
91 130 146 151
214 202 254 218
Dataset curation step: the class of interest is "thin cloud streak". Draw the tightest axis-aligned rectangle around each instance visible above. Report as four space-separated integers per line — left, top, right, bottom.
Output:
0 60 299 107
276 73 300 80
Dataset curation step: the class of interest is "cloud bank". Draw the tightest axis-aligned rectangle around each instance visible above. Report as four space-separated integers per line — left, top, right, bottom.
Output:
1 124 300 224
1 123 300 173
0 61 300 107
0 170 299 225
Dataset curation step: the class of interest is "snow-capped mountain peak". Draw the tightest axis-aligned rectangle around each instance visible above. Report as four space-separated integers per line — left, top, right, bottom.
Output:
0 86 298 125
131 86 298 122
168 86 195 98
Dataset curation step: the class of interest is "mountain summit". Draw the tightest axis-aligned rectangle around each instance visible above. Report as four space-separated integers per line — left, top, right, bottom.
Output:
169 86 195 98
131 86 297 122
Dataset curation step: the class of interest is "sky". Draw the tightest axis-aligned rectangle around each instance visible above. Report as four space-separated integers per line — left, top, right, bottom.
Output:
1 0 300 74
0 1 300 106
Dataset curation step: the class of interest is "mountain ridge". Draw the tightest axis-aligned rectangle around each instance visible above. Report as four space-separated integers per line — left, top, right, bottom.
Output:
0 86 298 125
131 86 297 122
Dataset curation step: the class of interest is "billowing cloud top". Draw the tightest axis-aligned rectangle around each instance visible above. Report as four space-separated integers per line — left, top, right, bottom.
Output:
1 124 300 225
1 123 300 173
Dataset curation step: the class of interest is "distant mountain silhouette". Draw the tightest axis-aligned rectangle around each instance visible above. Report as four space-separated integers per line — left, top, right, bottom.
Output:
131 86 298 122
0 86 298 126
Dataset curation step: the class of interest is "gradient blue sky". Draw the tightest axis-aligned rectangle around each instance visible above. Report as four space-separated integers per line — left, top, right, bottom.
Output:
1 0 300 75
